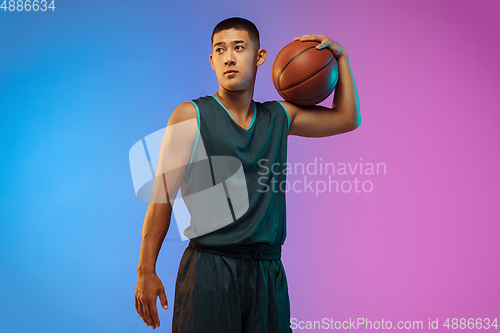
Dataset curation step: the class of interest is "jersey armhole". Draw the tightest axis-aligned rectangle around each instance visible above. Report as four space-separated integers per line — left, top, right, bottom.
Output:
183 100 201 178
275 100 290 132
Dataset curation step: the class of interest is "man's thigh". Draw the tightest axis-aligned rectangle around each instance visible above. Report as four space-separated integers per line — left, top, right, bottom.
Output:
172 247 243 333
242 259 292 333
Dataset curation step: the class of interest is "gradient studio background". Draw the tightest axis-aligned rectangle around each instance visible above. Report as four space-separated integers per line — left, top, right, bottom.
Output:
1 0 499 332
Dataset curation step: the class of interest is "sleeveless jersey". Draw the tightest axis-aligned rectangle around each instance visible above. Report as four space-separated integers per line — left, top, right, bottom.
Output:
180 94 290 248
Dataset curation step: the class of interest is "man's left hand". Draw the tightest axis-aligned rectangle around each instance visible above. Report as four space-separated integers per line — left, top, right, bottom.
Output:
293 34 347 60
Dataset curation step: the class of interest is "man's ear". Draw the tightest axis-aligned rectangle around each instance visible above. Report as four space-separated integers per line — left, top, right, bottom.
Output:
256 48 267 66
209 54 215 70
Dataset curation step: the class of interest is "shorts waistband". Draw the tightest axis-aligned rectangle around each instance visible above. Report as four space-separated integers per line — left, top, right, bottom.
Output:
188 240 282 261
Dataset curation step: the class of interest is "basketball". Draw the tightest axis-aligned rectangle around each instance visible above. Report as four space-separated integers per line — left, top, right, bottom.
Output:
272 40 339 106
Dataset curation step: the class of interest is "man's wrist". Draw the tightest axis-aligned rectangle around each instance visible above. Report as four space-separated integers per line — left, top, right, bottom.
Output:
137 264 156 274
334 51 349 64
328 45 348 60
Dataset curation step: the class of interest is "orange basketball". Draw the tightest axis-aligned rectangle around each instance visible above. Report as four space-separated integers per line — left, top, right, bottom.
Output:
272 40 339 106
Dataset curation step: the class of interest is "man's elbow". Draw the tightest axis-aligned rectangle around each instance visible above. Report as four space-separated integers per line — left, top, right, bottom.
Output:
345 114 361 132
353 116 361 130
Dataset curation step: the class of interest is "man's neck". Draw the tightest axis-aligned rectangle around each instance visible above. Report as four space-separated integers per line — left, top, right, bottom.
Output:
215 90 254 121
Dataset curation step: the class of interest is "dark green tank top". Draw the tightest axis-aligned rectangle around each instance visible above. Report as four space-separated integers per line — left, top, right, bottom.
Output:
180 94 290 247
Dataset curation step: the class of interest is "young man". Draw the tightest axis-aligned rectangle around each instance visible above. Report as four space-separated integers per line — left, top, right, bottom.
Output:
135 17 360 332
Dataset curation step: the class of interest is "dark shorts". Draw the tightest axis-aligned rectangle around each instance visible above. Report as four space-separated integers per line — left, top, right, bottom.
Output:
172 245 292 333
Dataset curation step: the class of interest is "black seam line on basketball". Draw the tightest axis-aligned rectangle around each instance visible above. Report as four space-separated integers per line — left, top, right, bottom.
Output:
281 80 337 102
277 45 318 90
281 81 335 102
279 55 335 92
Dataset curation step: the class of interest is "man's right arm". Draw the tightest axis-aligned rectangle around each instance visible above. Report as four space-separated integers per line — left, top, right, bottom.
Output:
135 101 198 329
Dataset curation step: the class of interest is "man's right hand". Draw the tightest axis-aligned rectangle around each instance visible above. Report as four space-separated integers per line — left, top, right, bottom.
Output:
135 271 169 330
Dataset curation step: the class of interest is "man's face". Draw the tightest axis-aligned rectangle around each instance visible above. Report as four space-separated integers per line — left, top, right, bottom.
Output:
210 28 266 91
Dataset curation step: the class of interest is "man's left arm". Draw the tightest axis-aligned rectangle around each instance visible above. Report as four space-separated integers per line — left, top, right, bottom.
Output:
281 34 361 137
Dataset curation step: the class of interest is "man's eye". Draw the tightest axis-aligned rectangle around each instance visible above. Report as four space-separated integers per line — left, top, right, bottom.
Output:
215 46 242 53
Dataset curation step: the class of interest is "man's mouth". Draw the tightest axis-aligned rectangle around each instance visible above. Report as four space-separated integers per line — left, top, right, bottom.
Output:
225 70 238 75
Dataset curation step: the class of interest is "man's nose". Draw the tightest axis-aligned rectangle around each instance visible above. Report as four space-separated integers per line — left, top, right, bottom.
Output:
224 49 236 65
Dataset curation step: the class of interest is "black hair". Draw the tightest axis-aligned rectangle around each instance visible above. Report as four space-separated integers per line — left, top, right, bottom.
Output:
211 17 260 50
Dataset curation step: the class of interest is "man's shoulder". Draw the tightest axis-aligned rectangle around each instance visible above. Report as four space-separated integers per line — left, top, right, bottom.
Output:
256 100 289 118
169 101 198 125
255 99 284 109
257 99 279 104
